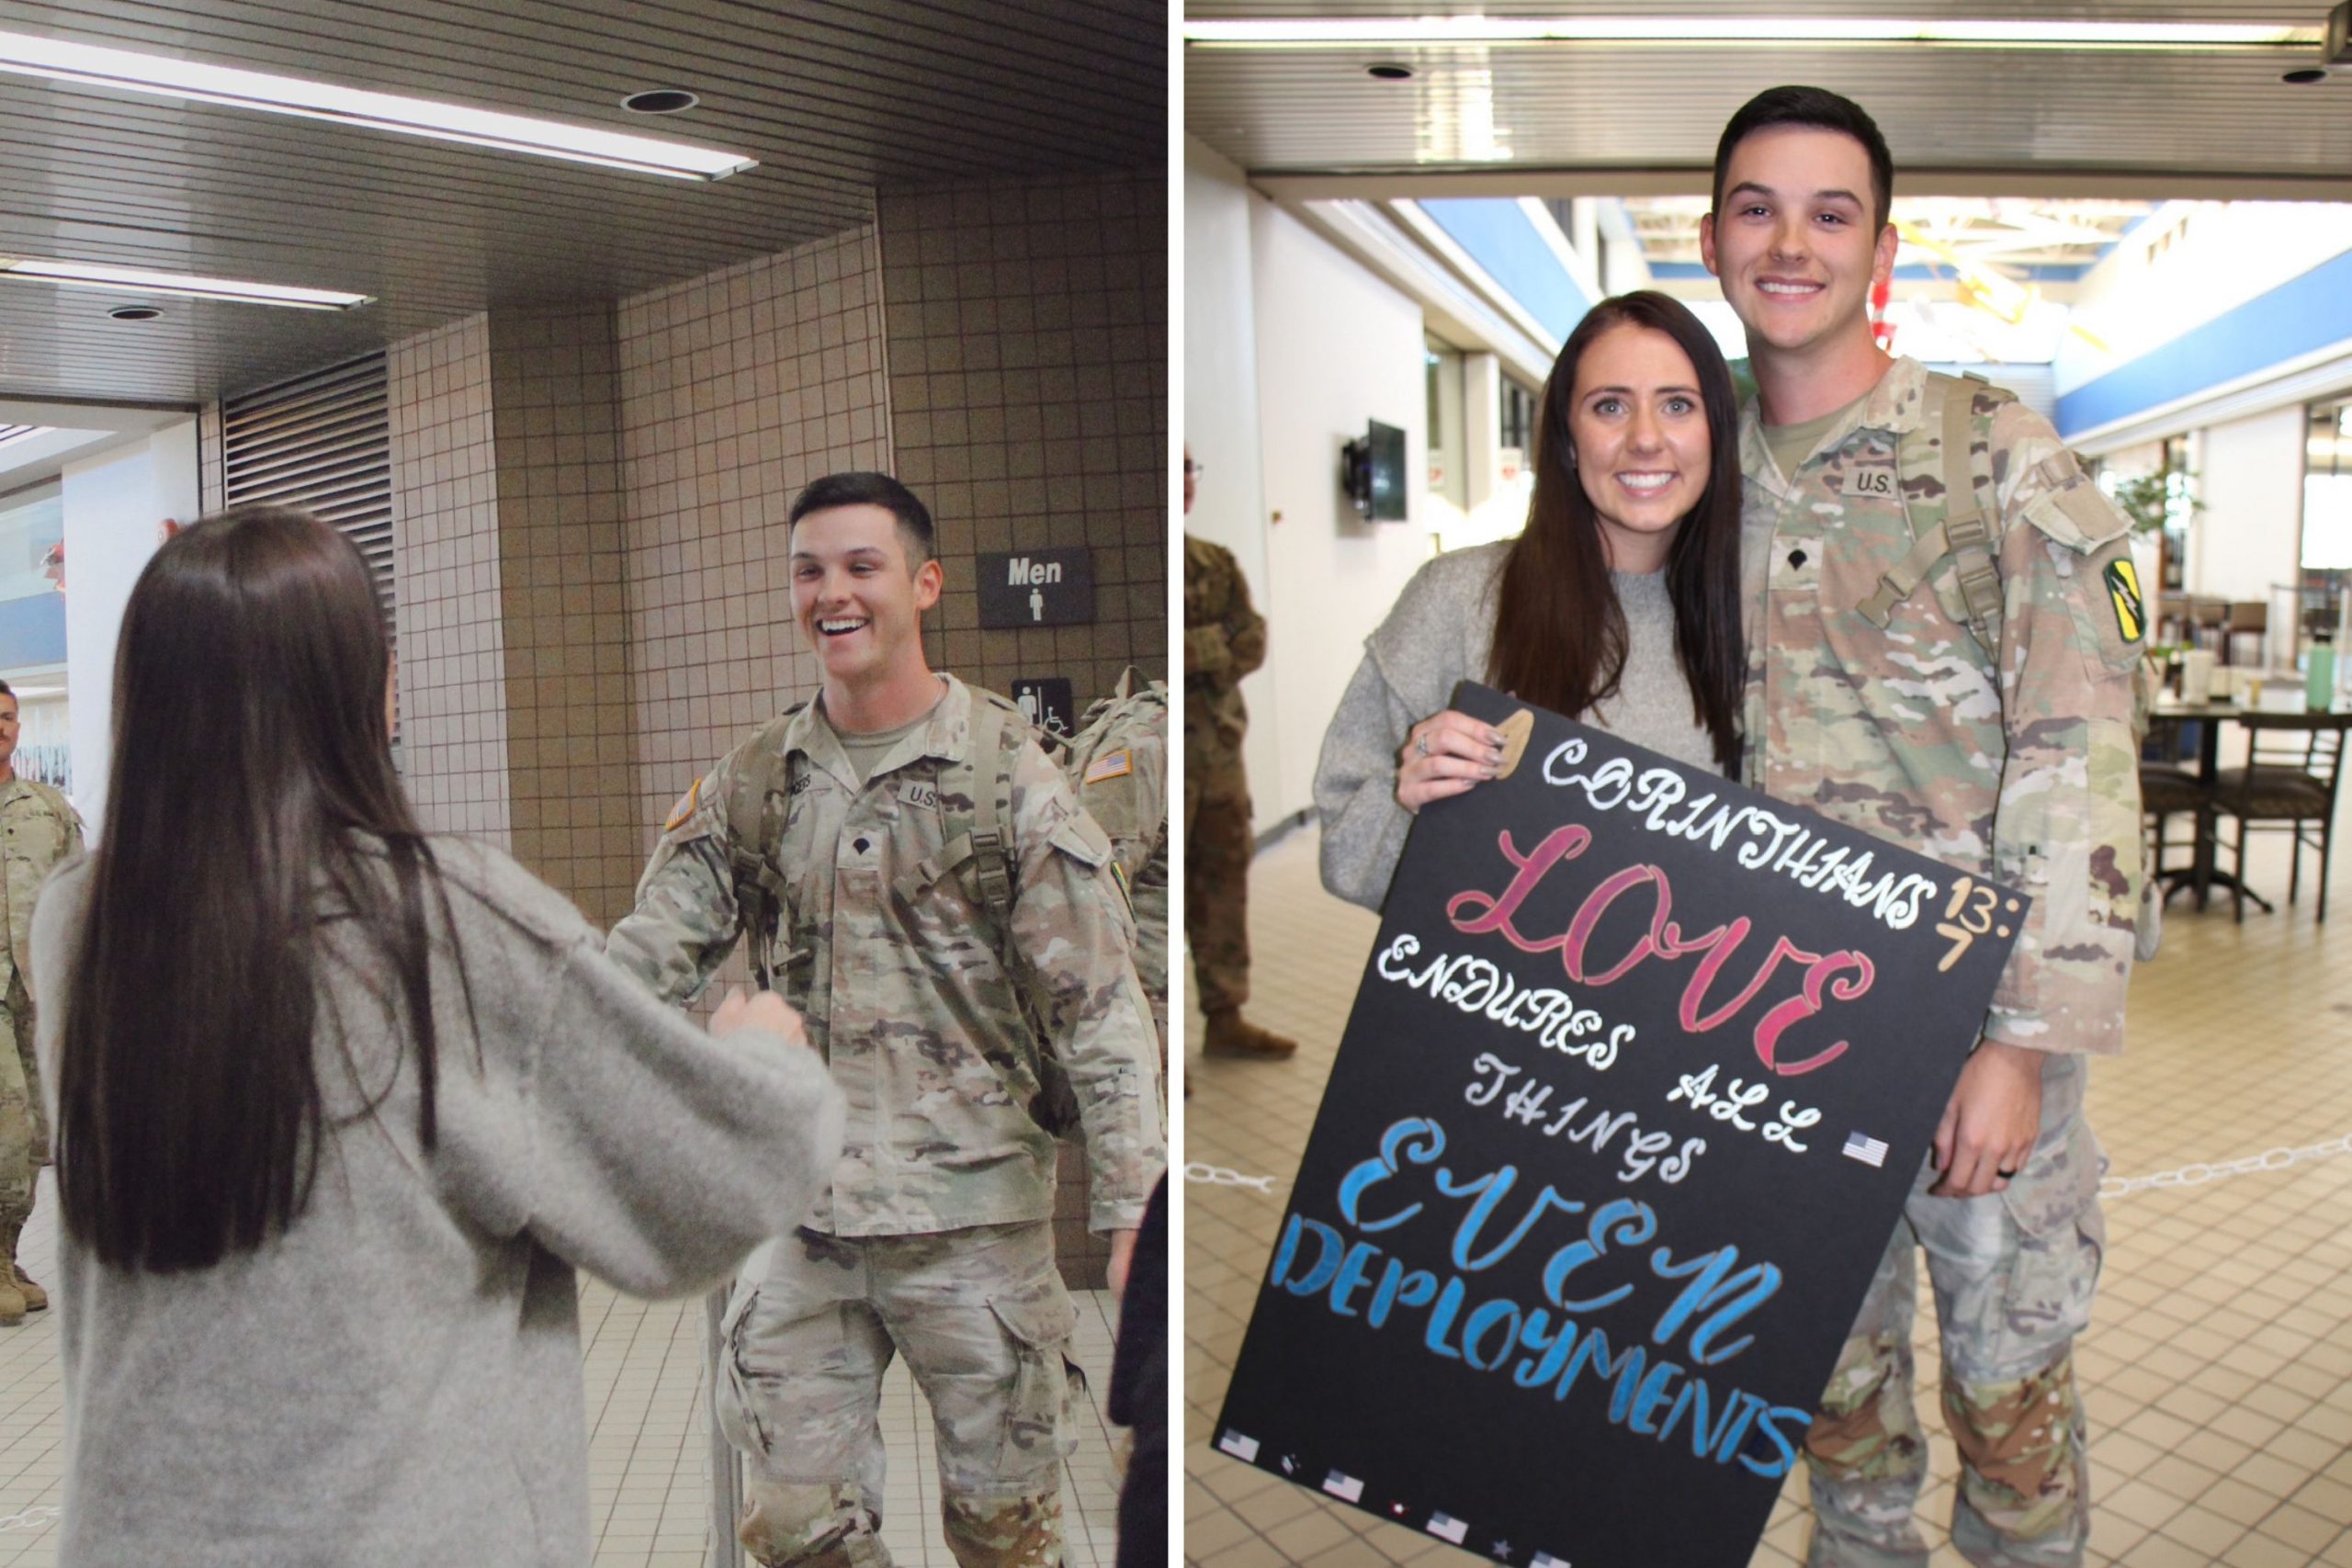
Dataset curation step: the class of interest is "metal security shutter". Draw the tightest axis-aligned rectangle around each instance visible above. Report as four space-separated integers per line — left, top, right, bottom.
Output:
220 355 395 638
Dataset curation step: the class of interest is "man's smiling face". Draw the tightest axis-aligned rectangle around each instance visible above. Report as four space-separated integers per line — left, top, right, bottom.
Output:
1702 124 1897 361
789 503 940 685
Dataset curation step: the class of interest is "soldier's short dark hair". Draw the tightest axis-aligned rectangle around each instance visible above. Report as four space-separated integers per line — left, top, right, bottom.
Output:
1713 85 1894 232
789 471 936 565
0 677 13 700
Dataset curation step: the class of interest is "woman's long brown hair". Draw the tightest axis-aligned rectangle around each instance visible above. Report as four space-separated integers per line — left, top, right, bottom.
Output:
56 506 458 1270
1487 290 1746 773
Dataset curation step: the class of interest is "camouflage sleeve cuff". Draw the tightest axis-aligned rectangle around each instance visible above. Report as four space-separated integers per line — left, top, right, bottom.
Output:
1090 1191 1155 1235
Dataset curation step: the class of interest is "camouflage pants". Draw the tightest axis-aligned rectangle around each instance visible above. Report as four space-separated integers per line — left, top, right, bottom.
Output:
1182 732 1251 1015
718 1221 1080 1568
1804 1055 2104 1568
0 974 40 1232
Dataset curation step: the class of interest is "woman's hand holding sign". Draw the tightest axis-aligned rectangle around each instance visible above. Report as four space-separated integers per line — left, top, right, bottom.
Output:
1397 711 1508 814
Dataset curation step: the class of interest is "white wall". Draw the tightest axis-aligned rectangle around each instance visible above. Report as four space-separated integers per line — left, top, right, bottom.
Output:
2189 408 2304 603
62 420 198 832
2057 202 2352 397
1183 139 1282 812
1250 197 1433 822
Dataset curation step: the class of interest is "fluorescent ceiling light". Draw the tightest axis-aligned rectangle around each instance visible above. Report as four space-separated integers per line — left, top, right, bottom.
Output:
1185 17 2316 50
0 28 757 181
0 257 372 310
0 424 54 450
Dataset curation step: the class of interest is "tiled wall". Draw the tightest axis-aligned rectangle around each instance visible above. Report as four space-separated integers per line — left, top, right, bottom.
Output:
615 226 893 863
196 404 222 513
489 307 639 927
386 314 512 843
879 172 1170 715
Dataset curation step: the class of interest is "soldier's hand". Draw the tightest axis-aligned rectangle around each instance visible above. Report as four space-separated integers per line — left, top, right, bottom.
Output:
1929 1040 2042 1198
1396 710 1508 815
710 987 811 1051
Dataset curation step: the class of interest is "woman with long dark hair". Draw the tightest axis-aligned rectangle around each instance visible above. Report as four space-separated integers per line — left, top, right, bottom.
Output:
1317 290 1747 906
33 506 843 1566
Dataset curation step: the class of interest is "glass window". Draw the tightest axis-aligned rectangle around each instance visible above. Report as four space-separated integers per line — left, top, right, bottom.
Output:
2302 399 2352 637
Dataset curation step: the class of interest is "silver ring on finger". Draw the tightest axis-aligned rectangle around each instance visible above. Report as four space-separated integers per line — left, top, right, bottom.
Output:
1417 733 1430 758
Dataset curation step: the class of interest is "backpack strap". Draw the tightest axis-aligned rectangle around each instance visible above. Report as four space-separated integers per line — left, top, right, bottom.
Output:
1855 372 2008 658
723 709 800 989
891 693 1021 925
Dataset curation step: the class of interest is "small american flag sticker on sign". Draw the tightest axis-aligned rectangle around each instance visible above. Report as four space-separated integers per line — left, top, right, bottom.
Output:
1216 1430 1261 1462
1843 1131 1890 1168
1428 1512 1469 1545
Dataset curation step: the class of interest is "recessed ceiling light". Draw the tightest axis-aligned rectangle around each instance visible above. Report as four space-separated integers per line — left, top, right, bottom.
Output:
0 257 370 310
1186 17 2316 51
2283 66 2332 83
0 28 757 180
1366 62 1415 80
622 88 700 114
107 304 163 321
0 424 54 451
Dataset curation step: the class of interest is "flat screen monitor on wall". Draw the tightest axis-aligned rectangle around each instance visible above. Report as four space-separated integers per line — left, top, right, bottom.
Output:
1342 420 1407 522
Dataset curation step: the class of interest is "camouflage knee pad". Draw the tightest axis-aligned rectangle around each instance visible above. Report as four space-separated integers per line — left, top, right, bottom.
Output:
1943 1351 2087 1562
739 1480 886 1568
940 1488 1062 1568
1804 1331 1926 1487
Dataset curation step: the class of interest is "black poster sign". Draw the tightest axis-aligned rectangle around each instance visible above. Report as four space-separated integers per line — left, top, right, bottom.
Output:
1216 682 2025 1567
978 547 1094 627
1012 676 1076 736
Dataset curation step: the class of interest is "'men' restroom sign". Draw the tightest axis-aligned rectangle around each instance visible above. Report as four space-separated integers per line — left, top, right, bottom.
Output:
978 547 1094 628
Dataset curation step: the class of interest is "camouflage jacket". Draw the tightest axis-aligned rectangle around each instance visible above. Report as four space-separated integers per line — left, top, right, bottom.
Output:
1739 357 2143 1057
1184 534 1265 751
605 676 1164 1235
1057 671 1169 1039
1 776 83 990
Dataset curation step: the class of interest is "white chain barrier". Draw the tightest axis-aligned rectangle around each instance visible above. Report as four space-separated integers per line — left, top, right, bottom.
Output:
1184 1162 1277 1193
0 1506 58 1534
2101 1133 2352 1200
1184 1140 2352 1201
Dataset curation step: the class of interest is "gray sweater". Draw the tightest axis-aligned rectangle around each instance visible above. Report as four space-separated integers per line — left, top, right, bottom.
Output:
1315 540 1724 908
33 839 846 1568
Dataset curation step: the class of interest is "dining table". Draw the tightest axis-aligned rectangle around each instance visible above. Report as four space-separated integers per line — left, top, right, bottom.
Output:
2148 686 2352 908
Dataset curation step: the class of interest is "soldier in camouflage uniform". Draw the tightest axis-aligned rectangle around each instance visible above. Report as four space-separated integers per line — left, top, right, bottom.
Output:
605 473 1165 1568
0 680 83 1326
1057 669 1169 1059
1703 89 2139 1567
1182 446 1294 1060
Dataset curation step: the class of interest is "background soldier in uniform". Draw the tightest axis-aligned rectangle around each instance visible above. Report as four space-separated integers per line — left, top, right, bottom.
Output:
1056 670 1169 1061
1182 446 1295 1061
0 678 83 1325
1704 88 2141 1568
605 472 1163 1568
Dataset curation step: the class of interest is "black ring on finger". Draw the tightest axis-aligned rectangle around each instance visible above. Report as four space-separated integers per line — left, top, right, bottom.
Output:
1995 1168 2018 1179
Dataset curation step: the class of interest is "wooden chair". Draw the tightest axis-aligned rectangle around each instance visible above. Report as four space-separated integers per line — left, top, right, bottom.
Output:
2223 601 2267 668
2212 711 2352 922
